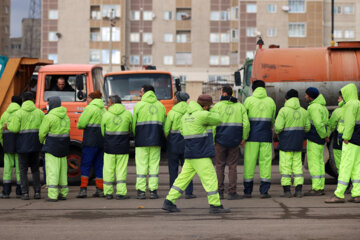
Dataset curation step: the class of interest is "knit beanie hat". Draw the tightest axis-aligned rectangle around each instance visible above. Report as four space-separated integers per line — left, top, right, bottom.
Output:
175 92 190 102
252 80 265 91
11 96 22 106
285 89 298 100
197 94 213 107
305 87 319 99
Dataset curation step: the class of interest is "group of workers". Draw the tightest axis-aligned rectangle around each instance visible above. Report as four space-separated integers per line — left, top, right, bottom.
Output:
0 79 359 214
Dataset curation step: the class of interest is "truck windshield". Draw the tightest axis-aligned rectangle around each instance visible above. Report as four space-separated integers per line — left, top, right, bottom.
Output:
104 73 172 101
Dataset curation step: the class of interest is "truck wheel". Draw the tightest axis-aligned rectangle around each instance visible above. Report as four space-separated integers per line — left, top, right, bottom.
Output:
67 148 82 185
325 135 338 178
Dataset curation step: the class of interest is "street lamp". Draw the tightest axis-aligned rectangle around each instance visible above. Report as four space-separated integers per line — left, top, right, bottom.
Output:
104 8 116 72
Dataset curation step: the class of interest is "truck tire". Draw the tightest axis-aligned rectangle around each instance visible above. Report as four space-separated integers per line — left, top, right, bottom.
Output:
67 147 82 185
325 134 338 178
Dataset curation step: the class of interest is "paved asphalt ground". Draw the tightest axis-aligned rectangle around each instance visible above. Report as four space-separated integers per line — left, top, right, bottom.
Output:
0 165 359 240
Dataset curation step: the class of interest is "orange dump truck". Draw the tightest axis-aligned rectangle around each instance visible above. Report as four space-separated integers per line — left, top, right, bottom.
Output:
1 58 177 183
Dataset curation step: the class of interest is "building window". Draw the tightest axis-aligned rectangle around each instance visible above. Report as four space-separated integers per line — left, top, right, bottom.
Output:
102 5 121 18
89 49 100 63
48 54 58 64
49 10 58 20
4 26 9 34
231 7 239 20
130 55 140 65
143 55 152 65
268 4 276 13
246 51 254 59
163 56 173 65
143 11 153 21
246 28 256 37
164 33 173 42
176 31 190 43
4 6 9 14
220 33 230 43
334 30 342 38
209 33 220 43
288 23 306 37
267 28 277 37
175 53 192 65
90 28 101 41
221 11 230 21
344 30 355 39
289 0 305 13
176 9 191 20
209 56 219 65
143 33 153 44
91 6 101 20
48 32 58 41
101 27 120 41
231 29 239 42
210 11 220 21
164 11 172 20
130 11 140 20
246 4 257 13
220 56 230 65
130 33 140 42
344 6 354 15
102 50 120 64
334 6 341 14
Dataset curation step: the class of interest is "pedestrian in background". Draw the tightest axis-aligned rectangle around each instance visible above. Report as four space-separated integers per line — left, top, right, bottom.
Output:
7 92 44 200
77 90 105 198
101 95 132 200
212 86 249 200
304 87 329 196
133 85 166 199
39 96 70 202
275 89 310 198
164 91 196 199
162 95 230 214
243 80 276 198
0 96 22 198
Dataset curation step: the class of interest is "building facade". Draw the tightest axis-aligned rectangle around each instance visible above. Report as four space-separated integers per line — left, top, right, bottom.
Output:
0 0 10 56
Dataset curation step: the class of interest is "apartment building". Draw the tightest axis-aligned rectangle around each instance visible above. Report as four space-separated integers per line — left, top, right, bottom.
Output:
0 0 10 56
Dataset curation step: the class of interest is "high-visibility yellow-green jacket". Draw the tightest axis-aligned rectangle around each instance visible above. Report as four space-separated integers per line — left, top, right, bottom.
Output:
0 102 21 153
306 94 329 144
341 83 360 145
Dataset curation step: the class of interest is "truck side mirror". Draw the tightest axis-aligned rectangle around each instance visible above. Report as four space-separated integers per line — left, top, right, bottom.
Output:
234 71 241 86
76 75 84 90
175 78 181 92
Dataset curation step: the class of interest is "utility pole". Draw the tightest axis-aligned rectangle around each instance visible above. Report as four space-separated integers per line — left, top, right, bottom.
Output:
109 9 116 72
331 0 335 46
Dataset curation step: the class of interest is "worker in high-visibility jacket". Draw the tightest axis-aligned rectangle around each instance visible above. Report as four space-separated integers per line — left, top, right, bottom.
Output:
275 89 310 198
0 96 22 198
327 92 345 170
325 83 360 203
212 86 250 200
77 91 105 198
7 92 44 200
243 80 276 198
304 87 329 196
39 96 70 202
101 95 132 200
133 85 166 199
163 91 196 199
162 95 230 214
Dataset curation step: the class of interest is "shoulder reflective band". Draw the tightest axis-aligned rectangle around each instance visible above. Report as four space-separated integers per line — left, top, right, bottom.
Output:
137 174 147 178
183 133 208 139
103 181 114 185
48 133 70 138
171 185 184 194
207 190 218 196
260 178 271 183
116 180 126 184
19 129 39 134
337 180 348 186
283 127 304 131
136 121 163 126
218 123 243 127
105 131 129 135
249 118 272 122
87 124 101 127
170 130 181 134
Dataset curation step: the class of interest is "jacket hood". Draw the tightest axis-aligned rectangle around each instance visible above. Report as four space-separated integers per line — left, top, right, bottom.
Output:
252 87 267 99
90 98 105 109
310 94 326 106
187 101 203 114
108 103 125 115
341 83 358 103
339 100 344 108
141 90 157 104
22 100 36 112
172 101 187 115
49 106 67 119
6 102 21 114
284 97 300 110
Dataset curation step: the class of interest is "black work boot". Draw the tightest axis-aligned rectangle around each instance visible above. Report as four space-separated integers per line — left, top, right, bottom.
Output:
294 185 303 198
2 183 11 198
92 188 104 198
21 193 30 200
150 190 160 199
16 184 22 198
116 195 130 200
162 199 181 212
136 190 146 199
227 193 242 200
209 205 231 214
76 188 87 198
281 186 292 198
34 192 41 200
106 194 113 200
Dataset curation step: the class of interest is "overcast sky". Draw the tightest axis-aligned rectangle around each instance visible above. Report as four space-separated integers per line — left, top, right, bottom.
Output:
10 0 33 38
